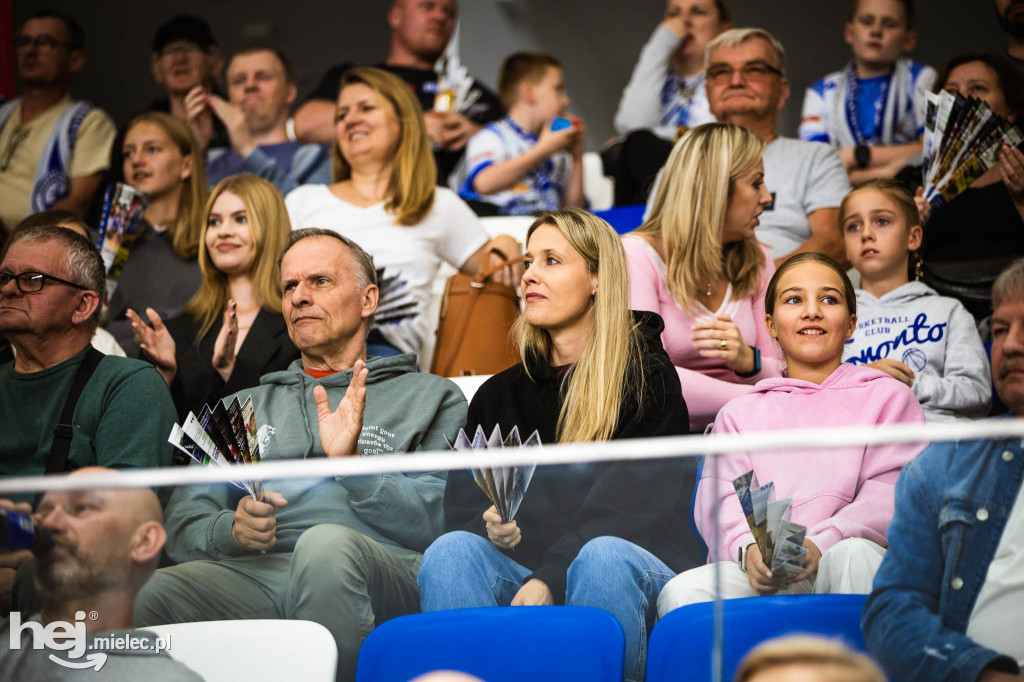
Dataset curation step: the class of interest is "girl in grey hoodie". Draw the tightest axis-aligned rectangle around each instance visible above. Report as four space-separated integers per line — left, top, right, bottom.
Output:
841 180 990 421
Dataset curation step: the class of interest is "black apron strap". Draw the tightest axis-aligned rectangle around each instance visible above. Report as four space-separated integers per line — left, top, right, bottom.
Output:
34 347 105 509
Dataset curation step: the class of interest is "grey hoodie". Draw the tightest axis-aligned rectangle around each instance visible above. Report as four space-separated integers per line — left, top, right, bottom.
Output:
844 281 990 422
163 353 467 563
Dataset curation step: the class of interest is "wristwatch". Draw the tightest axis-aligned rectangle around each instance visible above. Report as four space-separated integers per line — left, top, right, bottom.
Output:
738 544 749 573
855 143 871 169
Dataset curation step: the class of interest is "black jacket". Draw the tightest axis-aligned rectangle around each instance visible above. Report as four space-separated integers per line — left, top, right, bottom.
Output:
165 307 299 420
443 311 703 602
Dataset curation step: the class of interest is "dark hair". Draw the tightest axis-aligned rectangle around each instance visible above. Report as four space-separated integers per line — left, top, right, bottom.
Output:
765 252 857 317
15 209 91 237
152 14 218 54
230 45 295 84
851 0 914 29
4 225 106 331
933 52 1024 120
497 51 563 112
22 10 85 50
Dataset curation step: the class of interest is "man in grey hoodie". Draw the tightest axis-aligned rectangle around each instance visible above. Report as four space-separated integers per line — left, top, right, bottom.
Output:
134 228 468 682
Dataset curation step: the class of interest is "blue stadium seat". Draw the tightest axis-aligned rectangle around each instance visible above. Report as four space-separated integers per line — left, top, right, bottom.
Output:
593 205 645 234
646 594 868 682
355 606 625 682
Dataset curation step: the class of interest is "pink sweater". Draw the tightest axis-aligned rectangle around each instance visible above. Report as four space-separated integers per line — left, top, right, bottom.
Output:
623 236 783 431
697 362 926 563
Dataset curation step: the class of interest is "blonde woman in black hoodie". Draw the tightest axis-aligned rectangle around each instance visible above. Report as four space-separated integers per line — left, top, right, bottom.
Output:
419 209 702 682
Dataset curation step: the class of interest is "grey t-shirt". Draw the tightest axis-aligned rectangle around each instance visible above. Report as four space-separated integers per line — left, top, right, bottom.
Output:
757 137 850 259
0 615 203 682
643 135 850 260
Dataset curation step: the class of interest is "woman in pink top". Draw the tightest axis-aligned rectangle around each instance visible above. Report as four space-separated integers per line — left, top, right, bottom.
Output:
657 253 925 615
624 123 780 431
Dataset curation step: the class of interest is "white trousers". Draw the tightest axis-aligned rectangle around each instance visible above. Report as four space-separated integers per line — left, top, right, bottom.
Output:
657 538 886 618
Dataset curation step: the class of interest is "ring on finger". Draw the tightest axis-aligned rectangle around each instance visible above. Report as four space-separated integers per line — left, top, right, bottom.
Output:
719 339 727 350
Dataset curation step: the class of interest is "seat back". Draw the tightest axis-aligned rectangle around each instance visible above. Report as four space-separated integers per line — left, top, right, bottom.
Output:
356 606 625 682
646 594 868 682
141 619 337 682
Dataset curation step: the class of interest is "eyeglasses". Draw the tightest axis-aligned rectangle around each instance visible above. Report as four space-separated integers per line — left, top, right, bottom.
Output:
0 272 88 294
157 42 203 58
0 127 29 172
14 34 72 51
706 61 785 84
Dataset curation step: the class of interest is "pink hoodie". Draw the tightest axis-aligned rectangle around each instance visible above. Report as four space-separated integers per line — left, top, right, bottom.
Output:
697 362 925 563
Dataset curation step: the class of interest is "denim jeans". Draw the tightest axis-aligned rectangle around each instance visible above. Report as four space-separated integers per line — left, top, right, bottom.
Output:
419 532 674 682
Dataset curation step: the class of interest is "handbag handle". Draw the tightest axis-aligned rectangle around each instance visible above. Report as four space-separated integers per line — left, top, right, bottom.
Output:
472 247 524 289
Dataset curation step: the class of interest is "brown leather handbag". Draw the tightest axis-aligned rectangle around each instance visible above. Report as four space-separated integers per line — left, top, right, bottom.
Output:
430 252 522 377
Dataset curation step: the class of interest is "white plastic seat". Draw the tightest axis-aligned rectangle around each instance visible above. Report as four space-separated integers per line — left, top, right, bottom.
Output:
140 619 337 682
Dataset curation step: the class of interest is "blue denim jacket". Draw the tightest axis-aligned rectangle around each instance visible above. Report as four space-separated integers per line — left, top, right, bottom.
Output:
862 429 1024 682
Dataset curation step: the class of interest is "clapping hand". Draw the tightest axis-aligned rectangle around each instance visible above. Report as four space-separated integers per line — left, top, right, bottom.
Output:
313 359 368 458
184 86 215 152
127 307 177 386
212 300 239 383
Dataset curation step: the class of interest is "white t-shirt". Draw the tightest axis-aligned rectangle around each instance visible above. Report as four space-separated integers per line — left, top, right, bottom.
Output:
284 185 489 354
967 479 1024 667
459 117 571 215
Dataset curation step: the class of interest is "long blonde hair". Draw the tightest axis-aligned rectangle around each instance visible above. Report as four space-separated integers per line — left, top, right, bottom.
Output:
331 67 436 226
516 209 643 443
123 112 207 259
183 174 291 341
635 122 766 312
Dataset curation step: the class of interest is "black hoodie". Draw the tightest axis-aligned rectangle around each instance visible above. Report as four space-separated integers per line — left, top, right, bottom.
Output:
443 311 704 602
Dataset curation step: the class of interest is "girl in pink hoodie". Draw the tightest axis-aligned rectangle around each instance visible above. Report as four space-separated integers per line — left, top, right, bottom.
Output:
657 253 925 614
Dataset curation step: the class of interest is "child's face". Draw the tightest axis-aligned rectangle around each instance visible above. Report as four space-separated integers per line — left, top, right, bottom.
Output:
844 0 915 70
842 189 921 282
531 66 570 123
665 0 727 62
766 261 856 368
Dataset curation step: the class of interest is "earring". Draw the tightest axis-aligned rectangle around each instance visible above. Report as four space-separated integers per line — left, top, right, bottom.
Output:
913 252 924 281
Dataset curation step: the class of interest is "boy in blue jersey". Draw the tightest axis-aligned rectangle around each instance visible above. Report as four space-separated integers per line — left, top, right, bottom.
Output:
459 52 585 216
799 0 935 183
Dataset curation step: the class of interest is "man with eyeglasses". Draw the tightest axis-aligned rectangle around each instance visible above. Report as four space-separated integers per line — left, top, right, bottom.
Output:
0 11 116 231
0 226 177 502
703 28 851 268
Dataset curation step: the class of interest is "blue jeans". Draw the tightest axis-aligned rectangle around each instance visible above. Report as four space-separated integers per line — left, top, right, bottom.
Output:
419 532 674 682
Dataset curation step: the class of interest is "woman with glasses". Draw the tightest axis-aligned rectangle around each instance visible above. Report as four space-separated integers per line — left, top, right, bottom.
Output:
626 123 781 431
104 112 208 356
126 174 299 420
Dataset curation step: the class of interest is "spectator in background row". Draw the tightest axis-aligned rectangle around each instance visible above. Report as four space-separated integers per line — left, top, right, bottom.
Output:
863 258 1024 682
658 254 924 613
135 229 468 682
996 0 1024 77
911 52 1024 321
105 112 207 356
128 174 300 421
606 0 731 206
0 11 116 230
422 210 701 682
202 47 331 194
293 0 503 186
702 28 852 267
286 67 518 358
626 123 781 432
459 52 585 216
12 209 126 357
800 0 936 184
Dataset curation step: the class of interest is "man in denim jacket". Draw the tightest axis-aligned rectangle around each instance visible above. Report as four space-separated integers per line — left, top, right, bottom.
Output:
862 260 1024 682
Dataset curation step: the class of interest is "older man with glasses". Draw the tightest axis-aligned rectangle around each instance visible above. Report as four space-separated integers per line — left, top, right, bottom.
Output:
703 27 852 267
0 10 116 230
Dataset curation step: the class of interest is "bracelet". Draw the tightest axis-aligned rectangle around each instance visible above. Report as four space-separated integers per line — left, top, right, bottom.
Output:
738 544 748 573
736 346 760 378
